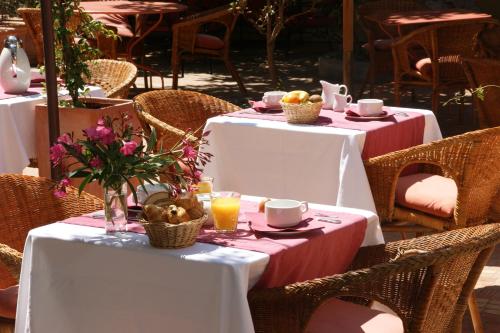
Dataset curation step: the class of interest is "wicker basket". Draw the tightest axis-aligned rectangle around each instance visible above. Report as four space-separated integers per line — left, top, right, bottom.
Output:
141 214 207 249
280 101 322 124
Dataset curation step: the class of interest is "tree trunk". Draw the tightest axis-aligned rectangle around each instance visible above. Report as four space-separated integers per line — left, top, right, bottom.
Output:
267 34 278 88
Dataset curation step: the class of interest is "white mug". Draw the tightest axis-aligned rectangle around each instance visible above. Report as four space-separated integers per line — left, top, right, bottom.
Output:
333 93 353 112
357 99 384 116
320 80 348 109
265 199 309 228
262 91 287 106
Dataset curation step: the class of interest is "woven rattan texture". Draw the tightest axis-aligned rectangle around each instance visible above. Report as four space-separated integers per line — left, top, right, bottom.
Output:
280 101 322 124
134 89 240 149
141 214 207 248
364 127 500 231
248 224 500 333
0 175 103 288
84 59 137 99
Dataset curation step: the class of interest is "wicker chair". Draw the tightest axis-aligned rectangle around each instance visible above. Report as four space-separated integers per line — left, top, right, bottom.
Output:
84 59 137 99
0 175 103 290
171 6 247 94
392 20 497 113
462 58 500 128
363 127 500 233
17 7 116 65
134 89 240 150
248 223 500 333
357 0 428 98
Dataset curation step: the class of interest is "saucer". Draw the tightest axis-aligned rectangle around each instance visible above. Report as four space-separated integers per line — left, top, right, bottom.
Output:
344 108 394 120
249 100 282 113
246 212 323 237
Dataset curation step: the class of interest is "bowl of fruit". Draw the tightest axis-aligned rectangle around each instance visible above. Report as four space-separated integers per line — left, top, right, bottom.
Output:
280 91 323 124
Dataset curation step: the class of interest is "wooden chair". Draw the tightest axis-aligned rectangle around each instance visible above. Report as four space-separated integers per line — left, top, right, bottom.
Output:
134 89 240 150
357 0 428 98
391 20 497 113
0 175 103 290
248 223 500 333
17 7 117 65
364 127 500 233
462 58 500 128
171 6 247 95
84 59 137 99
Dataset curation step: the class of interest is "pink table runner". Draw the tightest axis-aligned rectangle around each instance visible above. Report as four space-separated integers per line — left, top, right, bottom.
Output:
0 85 44 100
226 108 425 159
62 200 367 288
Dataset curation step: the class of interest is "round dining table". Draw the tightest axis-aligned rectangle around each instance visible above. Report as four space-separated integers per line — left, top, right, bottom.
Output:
80 1 187 88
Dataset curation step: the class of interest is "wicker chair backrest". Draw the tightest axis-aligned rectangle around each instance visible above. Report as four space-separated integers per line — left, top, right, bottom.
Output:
0 175 103 288
84 59 137 99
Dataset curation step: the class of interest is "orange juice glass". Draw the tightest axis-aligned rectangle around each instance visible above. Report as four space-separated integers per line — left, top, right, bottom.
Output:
211 191 241 232
194 177 213 194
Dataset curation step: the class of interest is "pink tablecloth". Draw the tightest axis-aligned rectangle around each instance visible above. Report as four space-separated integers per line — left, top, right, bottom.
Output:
62 200 367 288
0 85 44 100
226 108 425 159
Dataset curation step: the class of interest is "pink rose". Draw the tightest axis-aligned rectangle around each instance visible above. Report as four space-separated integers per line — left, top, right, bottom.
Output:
89 157 103 168
182 145 197 160
57 133 72 145
72 143 83 154
84 127 99 141
49 143 66 166
60 178 71 187
54 189 67 198
120 141 138 156
96 126 115 145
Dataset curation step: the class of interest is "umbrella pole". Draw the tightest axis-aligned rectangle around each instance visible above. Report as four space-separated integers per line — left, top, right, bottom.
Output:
40 0 60 179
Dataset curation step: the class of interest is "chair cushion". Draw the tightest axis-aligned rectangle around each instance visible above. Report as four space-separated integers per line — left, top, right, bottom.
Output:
0 285 18 320
91 14 134 38
415 57 433 79
305 298 404 333
195 33 225 50
396 173 457 218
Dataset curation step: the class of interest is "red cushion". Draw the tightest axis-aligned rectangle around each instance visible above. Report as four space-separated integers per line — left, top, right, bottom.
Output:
0 285 18 320
195 33 225 50
91 14 134 38
396 173 457 218
305 298 404 333
415 57 433 79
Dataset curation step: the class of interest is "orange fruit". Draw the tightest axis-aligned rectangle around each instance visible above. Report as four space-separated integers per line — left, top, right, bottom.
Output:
282 90 310 104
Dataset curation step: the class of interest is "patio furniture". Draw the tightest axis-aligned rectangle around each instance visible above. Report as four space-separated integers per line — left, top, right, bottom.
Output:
84 59 138 99
391 20 497 112
0 175 103 289
171 5 247 94
14 195 381 333
462 58 500 128
17 7 112 66
364 126 500 233
357 0 428 98
80 1 187 89
202 105 441 211
248 223 500 333
134 89 240 150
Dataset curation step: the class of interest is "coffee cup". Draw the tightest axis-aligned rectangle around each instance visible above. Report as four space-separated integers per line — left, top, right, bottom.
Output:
262 91 287 106
265 199 308 228
332 93 352 112
357 99 384 116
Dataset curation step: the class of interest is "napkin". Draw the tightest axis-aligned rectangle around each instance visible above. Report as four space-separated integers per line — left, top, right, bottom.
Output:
246 212 324 233
249 100 282 113
345 107 390 117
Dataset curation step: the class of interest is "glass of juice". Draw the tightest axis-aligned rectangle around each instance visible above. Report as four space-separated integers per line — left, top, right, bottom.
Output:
211 191 241 232
195 176 214 194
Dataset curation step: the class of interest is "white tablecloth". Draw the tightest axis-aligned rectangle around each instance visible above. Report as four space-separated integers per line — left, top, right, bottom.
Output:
0 86 105 174
15 197 381 333
202 106 442 213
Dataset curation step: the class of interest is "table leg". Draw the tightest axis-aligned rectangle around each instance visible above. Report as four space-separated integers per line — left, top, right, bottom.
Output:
127 13 165 89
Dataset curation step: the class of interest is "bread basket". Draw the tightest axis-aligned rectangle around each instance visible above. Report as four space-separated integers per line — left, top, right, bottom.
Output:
141 214 207 249
280 101 322 124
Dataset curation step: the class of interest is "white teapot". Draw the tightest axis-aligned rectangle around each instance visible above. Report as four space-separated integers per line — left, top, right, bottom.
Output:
0 36 31 94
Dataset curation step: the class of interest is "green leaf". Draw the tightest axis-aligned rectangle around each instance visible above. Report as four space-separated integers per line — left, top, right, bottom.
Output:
78 173 95 195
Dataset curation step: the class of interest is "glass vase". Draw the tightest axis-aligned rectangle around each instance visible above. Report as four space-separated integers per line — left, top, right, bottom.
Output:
103 183 128 233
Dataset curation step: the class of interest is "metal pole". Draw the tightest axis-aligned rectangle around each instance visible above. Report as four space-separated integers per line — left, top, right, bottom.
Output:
40 0 60 179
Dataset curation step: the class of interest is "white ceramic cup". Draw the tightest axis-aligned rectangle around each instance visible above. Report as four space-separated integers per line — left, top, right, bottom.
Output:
265 199 309 228
262 91 287 106
357 99 384 116
332 93 353 112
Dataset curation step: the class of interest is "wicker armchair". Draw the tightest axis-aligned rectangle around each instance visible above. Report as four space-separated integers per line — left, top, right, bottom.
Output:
363 127 500 233
392 20 497 113
0 175 103 289
134 89 240 150
171 5 246 94
357 0 428 98
84 59 137 99
249 223 500 333
462 58 500 128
